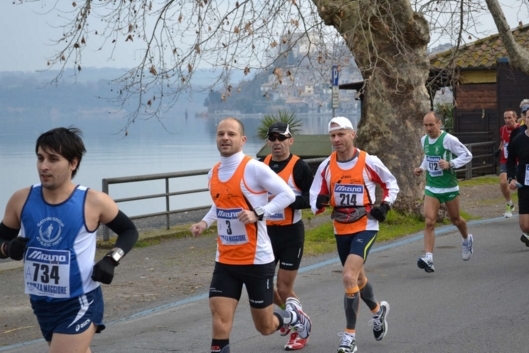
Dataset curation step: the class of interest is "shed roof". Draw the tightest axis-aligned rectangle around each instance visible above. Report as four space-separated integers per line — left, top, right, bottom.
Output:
430 24 529 70
256 134 332 158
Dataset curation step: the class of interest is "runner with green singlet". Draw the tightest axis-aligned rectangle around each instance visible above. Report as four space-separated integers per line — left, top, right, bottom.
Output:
414 111 474 273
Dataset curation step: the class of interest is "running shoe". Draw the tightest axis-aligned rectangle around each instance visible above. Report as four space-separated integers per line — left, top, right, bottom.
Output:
337 332 357 353
417 256 435 273
289 306 312 339
462 234 473 261
369 301 389 341
521 233 529 247
284 332 309 350
504 203 515 218
285 297 302 312
279 324 292 336
283 297 301 337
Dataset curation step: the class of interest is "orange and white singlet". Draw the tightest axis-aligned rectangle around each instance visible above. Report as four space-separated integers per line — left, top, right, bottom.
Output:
263 154 302 226
310 148 399 235
203 152 295 265
328 150 372 234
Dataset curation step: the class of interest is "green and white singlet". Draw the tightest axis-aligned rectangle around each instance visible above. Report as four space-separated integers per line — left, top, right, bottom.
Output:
423 131 459 194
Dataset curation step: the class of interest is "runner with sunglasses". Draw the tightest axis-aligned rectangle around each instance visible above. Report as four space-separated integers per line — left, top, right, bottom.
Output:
259 122 314 350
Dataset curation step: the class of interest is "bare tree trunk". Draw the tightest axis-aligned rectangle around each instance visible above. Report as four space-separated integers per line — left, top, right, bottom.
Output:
314 0 431 213
485 0 529 73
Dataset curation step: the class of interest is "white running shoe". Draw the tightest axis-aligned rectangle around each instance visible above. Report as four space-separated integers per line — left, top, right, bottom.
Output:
462 234 473 261
289 306 311 339
285 297 302 312
337 332 357 353
417 256 435 273
369 301 389 341
504 203 515 218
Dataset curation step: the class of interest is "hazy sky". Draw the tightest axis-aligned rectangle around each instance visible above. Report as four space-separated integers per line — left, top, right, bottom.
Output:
1 1 528 72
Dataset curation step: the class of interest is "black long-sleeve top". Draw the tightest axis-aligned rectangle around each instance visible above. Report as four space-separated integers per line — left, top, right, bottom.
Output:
259 154 314 209
509 124 527 145
507 129 529 185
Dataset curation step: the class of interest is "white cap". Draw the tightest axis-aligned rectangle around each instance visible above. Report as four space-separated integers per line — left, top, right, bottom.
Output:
328 116 354 132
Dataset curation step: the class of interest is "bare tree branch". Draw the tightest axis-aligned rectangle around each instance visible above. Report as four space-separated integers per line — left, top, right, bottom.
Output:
485 0 529 72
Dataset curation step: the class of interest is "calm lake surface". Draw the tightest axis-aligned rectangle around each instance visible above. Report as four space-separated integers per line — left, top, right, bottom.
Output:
0 112 358 217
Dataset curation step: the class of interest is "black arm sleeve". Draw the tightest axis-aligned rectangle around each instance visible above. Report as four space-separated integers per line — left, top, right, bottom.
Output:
105 211 139 254
0 222 20 241
289 159 315 210
0 222 21 259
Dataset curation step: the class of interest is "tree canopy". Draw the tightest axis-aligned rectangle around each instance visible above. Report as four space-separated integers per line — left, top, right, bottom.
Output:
16 0 529 212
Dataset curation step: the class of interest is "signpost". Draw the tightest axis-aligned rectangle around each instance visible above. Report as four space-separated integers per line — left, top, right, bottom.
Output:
331 65 339 116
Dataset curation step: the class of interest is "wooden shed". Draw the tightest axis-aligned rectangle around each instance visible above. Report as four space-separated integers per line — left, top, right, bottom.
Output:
429 24 529 149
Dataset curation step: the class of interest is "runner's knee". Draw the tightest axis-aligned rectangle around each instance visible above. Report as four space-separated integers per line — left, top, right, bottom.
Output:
425 217 436 228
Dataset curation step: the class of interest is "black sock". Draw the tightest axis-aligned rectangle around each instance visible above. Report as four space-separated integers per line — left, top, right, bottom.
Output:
211 339 229 353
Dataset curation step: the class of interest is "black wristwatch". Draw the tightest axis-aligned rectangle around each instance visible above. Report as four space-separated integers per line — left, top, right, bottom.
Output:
508 177 514 184
107 248 125 266
253 207 265 221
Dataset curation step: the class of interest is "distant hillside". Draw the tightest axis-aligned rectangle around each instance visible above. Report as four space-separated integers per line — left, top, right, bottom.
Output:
0 67 245 134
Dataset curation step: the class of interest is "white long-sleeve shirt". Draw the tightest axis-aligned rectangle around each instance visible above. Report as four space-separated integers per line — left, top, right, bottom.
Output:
202 151 295 227
419 133 472 170
309 149 399 232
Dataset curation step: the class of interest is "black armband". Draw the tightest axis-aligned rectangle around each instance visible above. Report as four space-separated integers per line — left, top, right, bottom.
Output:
0 222 21 241
105 211 139 254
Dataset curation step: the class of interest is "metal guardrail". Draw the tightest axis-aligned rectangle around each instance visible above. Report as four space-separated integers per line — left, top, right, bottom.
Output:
101 158 324 240
100 143 495 241
101 169 210 240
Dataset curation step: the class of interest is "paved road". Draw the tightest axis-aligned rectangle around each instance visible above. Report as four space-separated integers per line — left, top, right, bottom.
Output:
3 217 529 353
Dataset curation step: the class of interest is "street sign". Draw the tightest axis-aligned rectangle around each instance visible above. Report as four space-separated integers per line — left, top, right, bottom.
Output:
332 86 339 108
332 65 339 86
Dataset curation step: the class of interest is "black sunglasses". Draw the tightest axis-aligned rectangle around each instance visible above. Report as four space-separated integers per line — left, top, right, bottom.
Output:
268 135 289 142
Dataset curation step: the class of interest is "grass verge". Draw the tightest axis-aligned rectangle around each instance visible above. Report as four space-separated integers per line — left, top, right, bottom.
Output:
100 177 496 254
303 178 492 256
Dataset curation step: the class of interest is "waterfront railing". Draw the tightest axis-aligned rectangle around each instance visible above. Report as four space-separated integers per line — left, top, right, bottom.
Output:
101 143 495 241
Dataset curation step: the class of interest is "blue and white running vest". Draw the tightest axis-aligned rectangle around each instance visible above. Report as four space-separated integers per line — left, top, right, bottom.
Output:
20 184 99 301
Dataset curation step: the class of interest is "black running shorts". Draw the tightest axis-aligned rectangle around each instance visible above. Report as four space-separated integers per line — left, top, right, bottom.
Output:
209 261 275 308
334 230 378 266
518 186 529 214
267 220 305 271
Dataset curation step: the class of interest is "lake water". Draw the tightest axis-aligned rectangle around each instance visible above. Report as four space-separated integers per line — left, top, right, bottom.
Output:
0 112 359 217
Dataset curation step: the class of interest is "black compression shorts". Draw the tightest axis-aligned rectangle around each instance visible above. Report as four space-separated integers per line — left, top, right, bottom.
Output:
209 261 275 308
267 220 305 271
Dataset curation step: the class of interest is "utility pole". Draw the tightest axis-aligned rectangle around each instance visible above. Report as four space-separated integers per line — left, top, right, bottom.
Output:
331 65 339 118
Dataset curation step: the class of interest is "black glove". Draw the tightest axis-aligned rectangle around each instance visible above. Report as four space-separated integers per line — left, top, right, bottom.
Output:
494 149 501 158
316 194 330 209
1 237 29 261
91 254 117 285
370 203 391 222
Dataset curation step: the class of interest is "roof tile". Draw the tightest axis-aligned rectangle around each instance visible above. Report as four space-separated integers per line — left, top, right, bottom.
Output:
430 24 529 69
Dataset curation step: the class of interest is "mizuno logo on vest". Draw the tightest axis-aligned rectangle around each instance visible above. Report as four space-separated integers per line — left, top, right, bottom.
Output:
217 209 242 219
335 185 363 193
27 250 69 264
